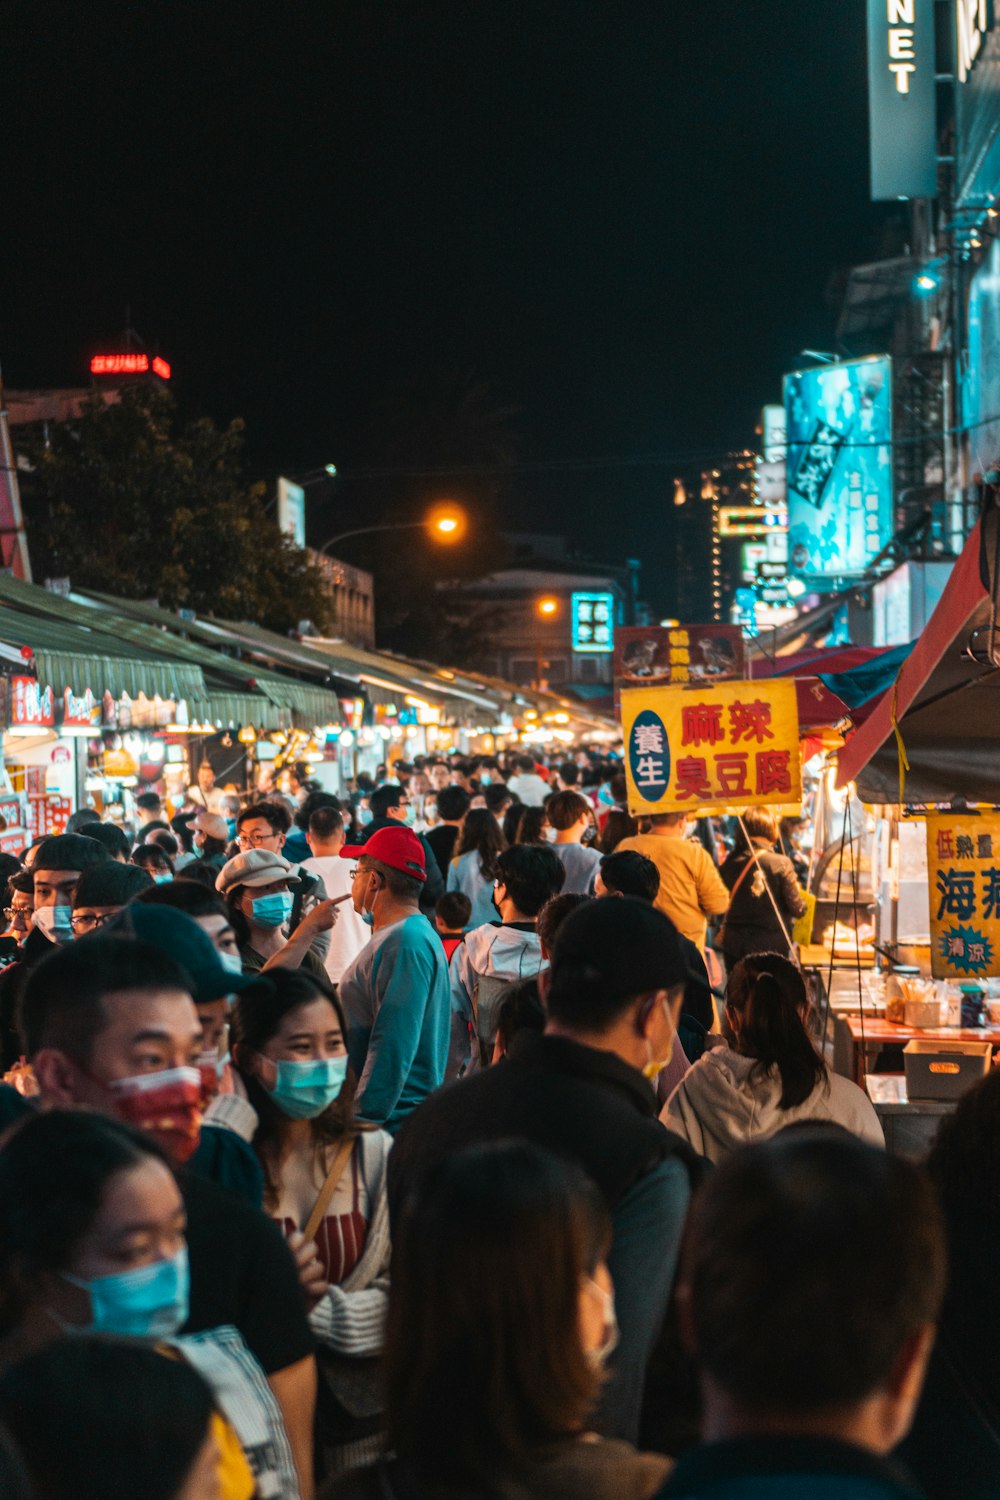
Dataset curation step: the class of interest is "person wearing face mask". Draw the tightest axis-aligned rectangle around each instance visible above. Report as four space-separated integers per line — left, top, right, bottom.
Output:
9 937 319 1500
0 1109 298 1499
0 833 110 1072
191 811 231 873
616 812 730 952
330 1141 671 1500
99 902 266 1185
233 969 393 1481
357 786 443 918
388 897 701 1445
235 801 332 965
336 827 450 1133
446 807 507 930
217 848 334 981
447 843 565 1076
546 790 602 895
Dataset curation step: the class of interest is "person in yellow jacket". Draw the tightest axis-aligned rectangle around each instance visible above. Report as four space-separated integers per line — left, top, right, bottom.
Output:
616 812 729 951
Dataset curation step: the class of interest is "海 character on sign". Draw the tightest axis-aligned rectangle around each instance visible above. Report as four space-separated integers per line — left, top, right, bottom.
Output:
982 867 1000 923
728 699 774 744
714 753 750 798
936 869 976 922
681 704 725 748
956 834 975 859
674 757 711 800
632 722 665 757
754 750 791 797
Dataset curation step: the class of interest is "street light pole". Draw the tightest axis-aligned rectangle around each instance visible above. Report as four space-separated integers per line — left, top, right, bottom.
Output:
319 520 427 556
319 511 463 557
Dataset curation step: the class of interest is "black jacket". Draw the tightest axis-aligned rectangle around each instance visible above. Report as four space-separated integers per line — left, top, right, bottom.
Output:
388 1030 700 1220
0 927 55 1071
720 847 806 961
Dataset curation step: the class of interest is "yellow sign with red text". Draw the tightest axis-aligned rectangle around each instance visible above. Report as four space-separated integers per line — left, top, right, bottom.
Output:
622 679 801 817
926 813 1000 980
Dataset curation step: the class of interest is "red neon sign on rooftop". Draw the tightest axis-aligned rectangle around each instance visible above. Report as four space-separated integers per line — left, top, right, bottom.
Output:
90 353 172 379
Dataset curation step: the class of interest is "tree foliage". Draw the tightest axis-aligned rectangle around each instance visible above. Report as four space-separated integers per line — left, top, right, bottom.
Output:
18 383 333 633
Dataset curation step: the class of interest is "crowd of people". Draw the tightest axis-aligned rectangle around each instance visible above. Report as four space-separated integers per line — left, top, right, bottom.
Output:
0 746 987 1499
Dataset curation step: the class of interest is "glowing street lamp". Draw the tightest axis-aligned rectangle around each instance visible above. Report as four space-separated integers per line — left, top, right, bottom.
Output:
537 596 559 617
320 503 467 556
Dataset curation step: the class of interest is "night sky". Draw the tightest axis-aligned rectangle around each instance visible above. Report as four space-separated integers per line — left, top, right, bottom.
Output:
4 1 896 610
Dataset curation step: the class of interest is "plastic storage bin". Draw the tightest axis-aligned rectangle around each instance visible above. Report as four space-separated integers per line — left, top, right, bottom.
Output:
903 1040 991 1101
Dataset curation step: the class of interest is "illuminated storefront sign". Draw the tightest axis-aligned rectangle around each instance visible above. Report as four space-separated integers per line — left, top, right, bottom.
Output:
785 356 892 588
957 0 990 82
90 354 172 379
10 675 55 730
718 507 788 538
621 679 801 817
571 592 614 653
866 0 938 200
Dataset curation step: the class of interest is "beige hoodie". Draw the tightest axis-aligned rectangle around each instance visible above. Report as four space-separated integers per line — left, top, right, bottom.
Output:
662 1046 884 1163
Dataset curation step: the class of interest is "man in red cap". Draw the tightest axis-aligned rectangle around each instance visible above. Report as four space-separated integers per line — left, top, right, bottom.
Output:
336 825 451 1132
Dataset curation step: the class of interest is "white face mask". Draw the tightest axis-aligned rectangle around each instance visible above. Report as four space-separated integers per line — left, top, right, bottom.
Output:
583 1277 620 1368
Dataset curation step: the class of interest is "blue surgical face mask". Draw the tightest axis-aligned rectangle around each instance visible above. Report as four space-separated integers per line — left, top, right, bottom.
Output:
59 1247 190 1340
357 807 374 828
33 904 74 944
268 1056 348 1119
360 910 375 928
251 891 293 928
218 949 244 976
401 805 416 828
153 873 172 886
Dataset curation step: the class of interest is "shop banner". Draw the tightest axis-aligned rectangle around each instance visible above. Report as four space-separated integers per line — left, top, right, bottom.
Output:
926 813 1000 979
622 678 801 816
10 676 54 730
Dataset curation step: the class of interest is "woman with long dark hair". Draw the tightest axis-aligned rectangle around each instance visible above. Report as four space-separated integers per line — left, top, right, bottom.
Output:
446 808 507 929
662 953 882 1162
232 968 392 1477
328 1141 670 1499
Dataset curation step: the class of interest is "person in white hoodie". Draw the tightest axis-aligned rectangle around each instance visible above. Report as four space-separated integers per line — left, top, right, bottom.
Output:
448 842 565 1076
663 952 883 1161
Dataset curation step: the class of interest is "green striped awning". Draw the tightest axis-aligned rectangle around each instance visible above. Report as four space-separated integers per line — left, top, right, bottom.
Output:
28 647 207 705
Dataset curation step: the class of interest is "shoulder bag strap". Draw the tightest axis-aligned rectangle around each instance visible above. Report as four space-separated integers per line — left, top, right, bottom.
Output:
302 1135 355 1242
727 856 756 902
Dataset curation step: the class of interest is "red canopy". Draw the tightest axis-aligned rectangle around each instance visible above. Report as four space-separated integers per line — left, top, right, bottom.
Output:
836 521 993 803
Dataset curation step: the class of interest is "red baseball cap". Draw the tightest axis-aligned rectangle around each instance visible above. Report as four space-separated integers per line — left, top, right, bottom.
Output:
340 825 427 881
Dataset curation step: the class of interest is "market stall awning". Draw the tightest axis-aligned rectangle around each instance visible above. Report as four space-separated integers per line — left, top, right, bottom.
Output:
0 604 208 704
750 643 910 731
836 521 994 804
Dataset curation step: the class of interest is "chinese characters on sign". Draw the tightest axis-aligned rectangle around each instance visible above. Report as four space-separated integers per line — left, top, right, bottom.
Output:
926 814 1000 979
622 679 801 816
613 624 745 712
571 592 614 654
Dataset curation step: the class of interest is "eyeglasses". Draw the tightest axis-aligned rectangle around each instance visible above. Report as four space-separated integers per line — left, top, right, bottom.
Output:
71 912 115 933
3 907 30 923
238 832 279 847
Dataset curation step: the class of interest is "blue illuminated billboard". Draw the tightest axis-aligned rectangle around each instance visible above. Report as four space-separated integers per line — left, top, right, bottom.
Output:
571 592 614 653
784 356 892 590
